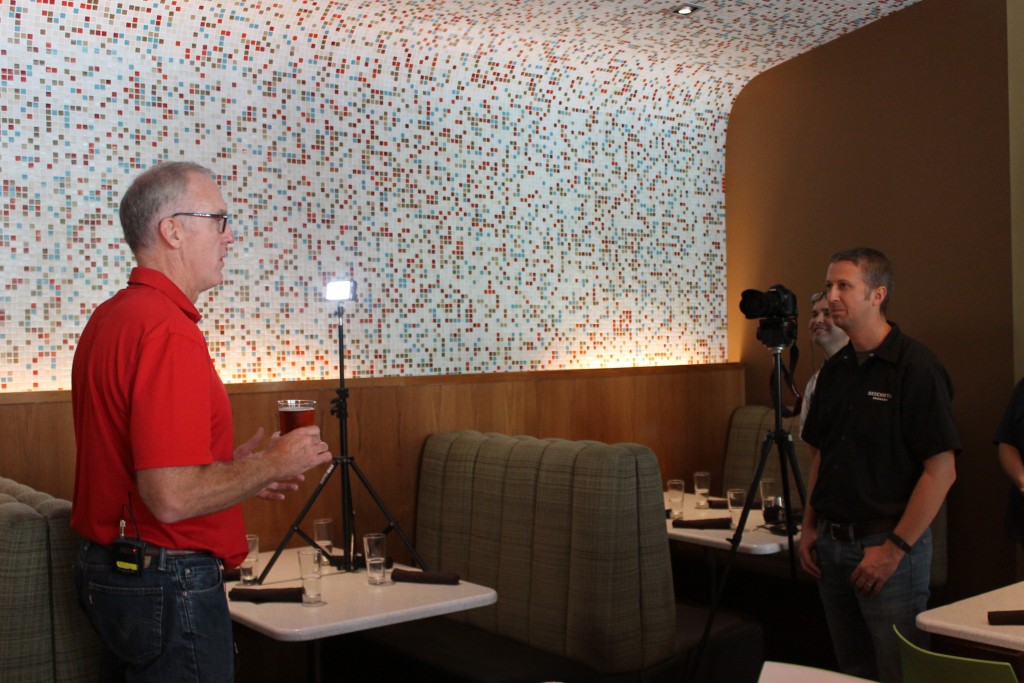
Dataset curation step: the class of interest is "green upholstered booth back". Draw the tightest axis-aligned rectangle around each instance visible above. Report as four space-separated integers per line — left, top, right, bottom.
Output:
415 431 676 675
0 476 101 682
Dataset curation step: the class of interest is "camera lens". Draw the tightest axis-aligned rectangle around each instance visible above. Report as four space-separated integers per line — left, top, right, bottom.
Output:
739 285 797 320
740 289 774 318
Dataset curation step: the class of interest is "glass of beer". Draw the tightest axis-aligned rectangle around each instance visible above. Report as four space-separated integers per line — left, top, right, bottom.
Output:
277 399 317 434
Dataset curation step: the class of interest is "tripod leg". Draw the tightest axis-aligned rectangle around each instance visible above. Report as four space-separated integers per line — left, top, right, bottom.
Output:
257 460 339 584
348 458 428 571
690 430 776 680
772 431 806 580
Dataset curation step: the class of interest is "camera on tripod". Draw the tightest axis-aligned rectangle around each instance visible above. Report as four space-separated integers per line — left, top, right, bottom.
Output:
739 284 798 349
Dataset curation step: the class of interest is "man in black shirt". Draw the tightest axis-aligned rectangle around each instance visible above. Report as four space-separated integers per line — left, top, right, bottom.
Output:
798 248 959 683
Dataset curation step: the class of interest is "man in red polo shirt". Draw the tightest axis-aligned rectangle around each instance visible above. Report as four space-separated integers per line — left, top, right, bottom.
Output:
71 161 333 682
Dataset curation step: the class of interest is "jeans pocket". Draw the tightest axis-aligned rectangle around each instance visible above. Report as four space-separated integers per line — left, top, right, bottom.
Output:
85 581 164 666
181 561 224 593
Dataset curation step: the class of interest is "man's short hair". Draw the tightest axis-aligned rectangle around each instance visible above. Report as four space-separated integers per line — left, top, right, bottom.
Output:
830 247 893 314
119 162 215 254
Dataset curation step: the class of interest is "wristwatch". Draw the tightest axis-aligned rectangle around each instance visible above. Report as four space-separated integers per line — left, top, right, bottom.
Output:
888 532 913 554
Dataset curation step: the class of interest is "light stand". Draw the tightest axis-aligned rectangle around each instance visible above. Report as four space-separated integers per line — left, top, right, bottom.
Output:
687 333 807 680
258 280 426 582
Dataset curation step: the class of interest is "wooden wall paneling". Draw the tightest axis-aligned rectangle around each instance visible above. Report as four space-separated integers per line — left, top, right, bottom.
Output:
0 364 746 567
0 396 77 498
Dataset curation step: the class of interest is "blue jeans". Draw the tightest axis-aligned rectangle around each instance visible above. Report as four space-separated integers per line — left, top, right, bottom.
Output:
816 526 931 683
74 542 234 683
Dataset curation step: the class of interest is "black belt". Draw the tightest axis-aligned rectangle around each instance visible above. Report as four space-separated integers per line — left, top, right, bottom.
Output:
142 546 206 558
93 543 207 558
821 518 898 542
88 541 210 568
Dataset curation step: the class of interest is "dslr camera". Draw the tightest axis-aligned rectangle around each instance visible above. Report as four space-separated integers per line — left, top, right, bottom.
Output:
739 284 798 348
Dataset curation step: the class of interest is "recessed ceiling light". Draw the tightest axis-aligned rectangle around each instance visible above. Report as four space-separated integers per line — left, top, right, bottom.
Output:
676 4 701 15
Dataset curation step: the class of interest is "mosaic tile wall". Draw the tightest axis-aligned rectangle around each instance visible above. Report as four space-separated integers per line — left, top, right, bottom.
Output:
1 0 918 391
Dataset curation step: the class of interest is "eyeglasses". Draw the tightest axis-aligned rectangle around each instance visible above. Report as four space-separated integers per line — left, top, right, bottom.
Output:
168 212 229 233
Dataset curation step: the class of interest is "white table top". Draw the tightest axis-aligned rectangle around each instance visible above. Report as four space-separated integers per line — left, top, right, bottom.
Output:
917 580 1024 651
758 661 873 682
227 548 497 642
665 494 800 555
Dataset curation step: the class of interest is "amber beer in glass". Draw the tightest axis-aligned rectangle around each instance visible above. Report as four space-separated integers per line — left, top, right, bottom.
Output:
278 399 316 434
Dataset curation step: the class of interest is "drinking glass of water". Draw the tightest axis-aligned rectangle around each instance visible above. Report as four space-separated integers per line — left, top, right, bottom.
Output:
694 471 711 509
363 532 388 585
314 518 334 568
240 534 259 584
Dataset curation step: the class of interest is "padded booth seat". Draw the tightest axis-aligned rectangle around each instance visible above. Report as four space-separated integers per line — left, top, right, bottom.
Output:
330 431 763 682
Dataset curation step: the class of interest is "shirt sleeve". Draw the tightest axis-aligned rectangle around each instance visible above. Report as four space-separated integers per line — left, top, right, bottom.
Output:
131 324 216 470
995 379 1024 447
900 355 960 461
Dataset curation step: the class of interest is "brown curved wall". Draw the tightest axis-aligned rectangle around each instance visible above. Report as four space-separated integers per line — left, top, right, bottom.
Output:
726 0 1013 600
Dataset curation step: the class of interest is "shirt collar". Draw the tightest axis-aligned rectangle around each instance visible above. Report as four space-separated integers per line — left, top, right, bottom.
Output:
835 320 902 365
127 267 202 323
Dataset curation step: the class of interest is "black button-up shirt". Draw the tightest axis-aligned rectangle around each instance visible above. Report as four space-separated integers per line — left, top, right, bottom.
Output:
802 322 960 524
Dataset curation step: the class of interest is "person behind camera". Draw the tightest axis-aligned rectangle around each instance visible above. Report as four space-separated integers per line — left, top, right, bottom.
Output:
71 161 334 682
797 247 959 683
800 289 849 436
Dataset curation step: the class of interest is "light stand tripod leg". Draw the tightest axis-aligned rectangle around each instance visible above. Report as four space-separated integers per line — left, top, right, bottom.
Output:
257 460 339 584
347 457 427 570
259 296 426 581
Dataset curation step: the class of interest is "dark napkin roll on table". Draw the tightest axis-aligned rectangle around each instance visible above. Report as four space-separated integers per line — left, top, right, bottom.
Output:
672 517 732 530
988 610 1024 625
228 586 305 603
391 568 460 585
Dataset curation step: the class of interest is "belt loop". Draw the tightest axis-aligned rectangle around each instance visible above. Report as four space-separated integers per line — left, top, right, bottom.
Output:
157 546 168 571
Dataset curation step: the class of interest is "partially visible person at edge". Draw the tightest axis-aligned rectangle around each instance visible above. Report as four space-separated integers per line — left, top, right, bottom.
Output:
796 247 959 683
71 161 334 682
800 289 850 438
994 379 1024 551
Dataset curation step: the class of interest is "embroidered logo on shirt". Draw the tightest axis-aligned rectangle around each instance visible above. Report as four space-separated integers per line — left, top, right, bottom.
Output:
867 391 893 402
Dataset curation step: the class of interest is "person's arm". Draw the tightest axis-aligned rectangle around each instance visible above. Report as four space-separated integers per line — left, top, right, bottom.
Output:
233 427 306 501
137 425 332 523
797 445 822 579
998 443 1024 491
851 450 956 596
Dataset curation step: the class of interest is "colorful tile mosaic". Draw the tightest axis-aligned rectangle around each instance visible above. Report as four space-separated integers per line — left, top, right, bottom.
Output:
1 0 918 391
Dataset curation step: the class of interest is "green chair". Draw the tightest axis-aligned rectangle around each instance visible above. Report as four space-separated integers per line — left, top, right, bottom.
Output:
894 625 1018 682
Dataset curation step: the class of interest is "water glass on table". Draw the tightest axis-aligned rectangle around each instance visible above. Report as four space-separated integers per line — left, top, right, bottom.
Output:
298 548 324 606
760 478 784 524
694 471 711 509
666 479 685 519
363 532 388 585
726 488 746 529
313 517 334 568
240 534 259 585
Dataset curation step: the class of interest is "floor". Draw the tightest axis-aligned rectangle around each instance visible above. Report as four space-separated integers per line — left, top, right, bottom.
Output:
670 541 839 672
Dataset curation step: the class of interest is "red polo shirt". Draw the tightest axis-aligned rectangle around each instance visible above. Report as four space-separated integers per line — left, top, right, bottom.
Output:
71 267 247 568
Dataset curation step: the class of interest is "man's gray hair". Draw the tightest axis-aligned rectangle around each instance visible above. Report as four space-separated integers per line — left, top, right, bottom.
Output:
119 162 215 254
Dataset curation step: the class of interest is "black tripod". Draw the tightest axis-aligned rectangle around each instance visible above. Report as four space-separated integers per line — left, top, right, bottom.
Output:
258 298 425 583
688 341 807 679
